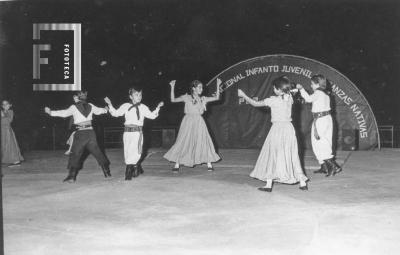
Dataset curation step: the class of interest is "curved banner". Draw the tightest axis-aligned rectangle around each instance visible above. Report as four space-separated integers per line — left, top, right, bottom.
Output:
205 55 379 150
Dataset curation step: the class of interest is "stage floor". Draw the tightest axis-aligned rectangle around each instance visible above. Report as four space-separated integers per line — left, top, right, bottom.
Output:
3 149 400 255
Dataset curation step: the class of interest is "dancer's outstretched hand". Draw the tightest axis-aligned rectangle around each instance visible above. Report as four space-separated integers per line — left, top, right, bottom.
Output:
217 78 222 86
157 101 164 108
296 84 303 90
169 80 176 87
44 107 51 115
238 89 245 98
104 97 111 105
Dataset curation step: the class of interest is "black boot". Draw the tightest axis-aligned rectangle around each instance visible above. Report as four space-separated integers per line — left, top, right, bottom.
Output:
325 159 342 177
324 159 333 177
101 165 112 178
330 159 342 176
132 165 140 178
63 168 77 183
314 162 328 174
125 165 133 180
138 164 144 175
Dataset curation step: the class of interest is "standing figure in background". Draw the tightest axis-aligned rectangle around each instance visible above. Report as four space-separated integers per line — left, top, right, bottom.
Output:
104 88 164 180
238 76 308 192
1 100 24 167
164 79 221 173
65 94 80 155
297 74 342 176
44 91 111 183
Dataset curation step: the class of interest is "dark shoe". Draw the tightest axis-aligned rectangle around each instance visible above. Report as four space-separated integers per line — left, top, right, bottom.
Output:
127 165 134 180
101 165 112 178
332 160 342 176
258 187 272 192
138 164 144 175
63 168 77 183
299 185 308 191
314 163 328 174
125 165 132 180
63 175 76 183
324 159 334 177
325 159 341 177
172 167 179 173
132 165 139 178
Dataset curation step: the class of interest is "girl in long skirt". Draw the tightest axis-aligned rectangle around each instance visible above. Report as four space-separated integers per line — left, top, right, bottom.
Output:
1 100 24 166
164 79 221 172
238 76 308 192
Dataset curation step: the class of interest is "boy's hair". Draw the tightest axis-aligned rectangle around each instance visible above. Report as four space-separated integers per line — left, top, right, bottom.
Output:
73 91 87 96
272 76 291 94
73 91 88 100
129 87 142 96
311 74 327 90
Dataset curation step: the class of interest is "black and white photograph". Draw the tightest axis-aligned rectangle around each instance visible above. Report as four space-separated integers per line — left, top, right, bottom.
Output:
0 0 400 254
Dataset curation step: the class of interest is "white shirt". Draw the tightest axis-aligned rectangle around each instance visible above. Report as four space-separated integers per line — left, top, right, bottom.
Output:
300 89 331 113
50 103 107 124
264 95 293 122
108 103 159 126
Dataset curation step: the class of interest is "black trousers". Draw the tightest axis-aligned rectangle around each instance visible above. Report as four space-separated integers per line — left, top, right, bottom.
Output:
67 130 109 170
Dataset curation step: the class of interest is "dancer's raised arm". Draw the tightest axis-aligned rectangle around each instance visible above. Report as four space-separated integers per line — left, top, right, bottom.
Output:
104 97 114 109
104 97 128 117
296 84 315 103
169 80 185 103
238 89 266 107
142 101 164 120
204 78 221 103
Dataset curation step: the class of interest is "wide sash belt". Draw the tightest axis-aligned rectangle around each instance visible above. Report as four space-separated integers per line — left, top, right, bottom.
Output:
312 111 331 119
312 111 331 140
74 121 93 131
124 125 143 154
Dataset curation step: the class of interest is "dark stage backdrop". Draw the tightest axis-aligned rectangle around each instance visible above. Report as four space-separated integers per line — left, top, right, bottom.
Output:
205 55 379 151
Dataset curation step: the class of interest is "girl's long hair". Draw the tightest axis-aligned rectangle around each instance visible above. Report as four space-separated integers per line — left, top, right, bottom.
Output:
189 80 202 96
272 76 291 95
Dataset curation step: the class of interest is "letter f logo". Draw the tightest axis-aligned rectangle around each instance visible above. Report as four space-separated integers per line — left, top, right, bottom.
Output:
32 23 81 91
33 24 51 79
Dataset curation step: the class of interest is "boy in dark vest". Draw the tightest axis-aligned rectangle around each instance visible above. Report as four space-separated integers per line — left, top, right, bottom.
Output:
45 91 111 182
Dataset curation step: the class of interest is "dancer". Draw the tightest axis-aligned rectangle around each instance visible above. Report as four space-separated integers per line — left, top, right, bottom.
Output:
44 91 111 183
238 76 308 192
1 100 24 167
65 94 79 155
164 79 221 173
104 87 164 180
296 74 342 176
